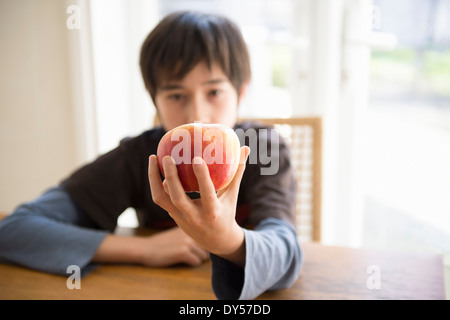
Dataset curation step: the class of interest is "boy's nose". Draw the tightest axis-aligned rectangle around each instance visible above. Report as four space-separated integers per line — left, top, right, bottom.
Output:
188 97 210 124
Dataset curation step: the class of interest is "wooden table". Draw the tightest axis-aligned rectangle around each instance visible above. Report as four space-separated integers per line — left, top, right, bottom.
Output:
0 216 446 300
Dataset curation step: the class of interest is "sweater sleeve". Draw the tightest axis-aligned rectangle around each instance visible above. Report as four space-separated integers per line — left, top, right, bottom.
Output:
210 218 303 300
0 186 108 276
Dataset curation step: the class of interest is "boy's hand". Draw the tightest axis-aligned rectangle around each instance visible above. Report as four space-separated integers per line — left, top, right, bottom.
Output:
140 227 209 267
148 146 250 267
93 227 208 267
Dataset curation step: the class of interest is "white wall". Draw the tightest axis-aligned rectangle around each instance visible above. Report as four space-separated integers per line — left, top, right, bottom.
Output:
0 0 77 212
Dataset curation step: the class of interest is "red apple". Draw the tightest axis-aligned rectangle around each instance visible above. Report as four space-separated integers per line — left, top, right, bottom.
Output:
157 123 241 192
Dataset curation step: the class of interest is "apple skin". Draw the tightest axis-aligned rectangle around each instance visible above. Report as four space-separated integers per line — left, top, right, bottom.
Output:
156 123 241 192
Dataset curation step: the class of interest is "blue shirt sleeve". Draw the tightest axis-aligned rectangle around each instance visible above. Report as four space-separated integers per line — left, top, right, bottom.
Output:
0 186 108 276
210 218 303 300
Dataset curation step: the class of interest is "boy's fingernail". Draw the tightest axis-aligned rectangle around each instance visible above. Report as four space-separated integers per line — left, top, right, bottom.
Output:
193 157 203 165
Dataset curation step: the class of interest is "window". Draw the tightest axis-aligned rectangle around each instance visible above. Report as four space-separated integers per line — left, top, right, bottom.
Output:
363 0 450 255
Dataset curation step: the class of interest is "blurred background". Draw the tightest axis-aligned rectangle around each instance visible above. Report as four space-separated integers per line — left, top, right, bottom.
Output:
0 0 449 285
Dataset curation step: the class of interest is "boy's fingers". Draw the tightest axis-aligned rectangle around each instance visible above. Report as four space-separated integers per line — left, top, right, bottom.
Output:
190 243 209 262
162 156 196 214
182 250 205 267
192 157 218 213
148 155 178 214
225 146 250 195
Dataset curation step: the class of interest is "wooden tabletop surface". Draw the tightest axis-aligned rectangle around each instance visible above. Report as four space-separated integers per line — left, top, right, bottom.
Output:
0 215 446 300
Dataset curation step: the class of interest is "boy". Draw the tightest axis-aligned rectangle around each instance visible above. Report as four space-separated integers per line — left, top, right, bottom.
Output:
0 11 302 300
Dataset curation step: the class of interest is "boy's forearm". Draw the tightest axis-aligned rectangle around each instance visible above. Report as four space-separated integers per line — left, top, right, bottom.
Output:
93 230 246 268
92 234 145 264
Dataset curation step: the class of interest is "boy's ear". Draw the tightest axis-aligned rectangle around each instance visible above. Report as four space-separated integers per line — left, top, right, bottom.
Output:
238 80 250 105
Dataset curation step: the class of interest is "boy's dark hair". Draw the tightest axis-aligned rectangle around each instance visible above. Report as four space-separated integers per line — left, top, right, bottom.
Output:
139 11 251 104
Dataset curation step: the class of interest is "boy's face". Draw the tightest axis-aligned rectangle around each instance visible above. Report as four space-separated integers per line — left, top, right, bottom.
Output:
155 62 245 131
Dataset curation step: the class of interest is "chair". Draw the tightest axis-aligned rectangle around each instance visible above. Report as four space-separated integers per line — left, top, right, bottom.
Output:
239 117 322 243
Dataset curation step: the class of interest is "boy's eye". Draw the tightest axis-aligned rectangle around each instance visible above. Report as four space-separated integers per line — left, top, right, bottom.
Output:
208 89 222 97
168 94 184 101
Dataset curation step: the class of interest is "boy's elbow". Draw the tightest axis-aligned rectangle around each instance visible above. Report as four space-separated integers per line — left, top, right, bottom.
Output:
0 205 36 240
0 206 29 232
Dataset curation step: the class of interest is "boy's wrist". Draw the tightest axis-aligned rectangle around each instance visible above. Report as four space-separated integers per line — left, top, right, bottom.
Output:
213 225 246 268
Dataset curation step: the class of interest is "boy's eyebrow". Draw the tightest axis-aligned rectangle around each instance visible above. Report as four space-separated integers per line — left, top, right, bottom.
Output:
160 78 228 91
202 78 227 85
159 84 184 91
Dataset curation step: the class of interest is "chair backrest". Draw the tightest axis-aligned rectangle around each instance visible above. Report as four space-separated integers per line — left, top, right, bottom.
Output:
239 117 322 242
